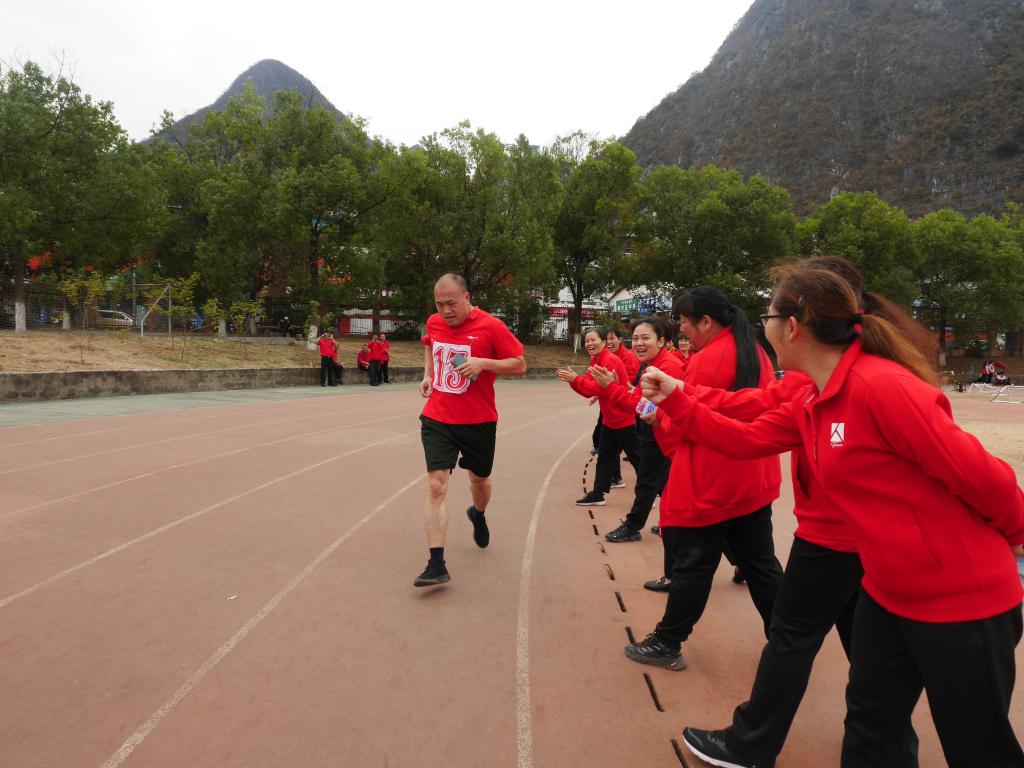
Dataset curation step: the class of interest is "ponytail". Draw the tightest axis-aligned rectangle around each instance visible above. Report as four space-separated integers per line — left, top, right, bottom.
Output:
673 286 761 390
770 263 939 387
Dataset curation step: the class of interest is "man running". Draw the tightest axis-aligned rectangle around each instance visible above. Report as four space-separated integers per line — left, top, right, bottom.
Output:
415 273 527 587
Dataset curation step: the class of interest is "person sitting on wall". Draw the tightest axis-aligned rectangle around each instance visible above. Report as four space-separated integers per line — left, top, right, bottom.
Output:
357 344 371 378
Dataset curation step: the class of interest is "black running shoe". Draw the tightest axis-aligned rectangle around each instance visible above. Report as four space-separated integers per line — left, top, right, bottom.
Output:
413 561 450 587
467 506 489 548
609 477 625 489
682 726 772 768
650 524 660 535
643 576 672 592
732 566 747 584
604 521 641 543
575 491 606 506
624 633 686 671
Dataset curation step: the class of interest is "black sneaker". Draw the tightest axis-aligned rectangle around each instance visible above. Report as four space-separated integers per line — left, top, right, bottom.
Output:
624 633 686 671
609 477 625 489
575 491 606 506
643 576 672 592
650 525 660 535
467 506 489 548
413 561 450 587
732 566 746 584
604 521 641 543
682 726 772 768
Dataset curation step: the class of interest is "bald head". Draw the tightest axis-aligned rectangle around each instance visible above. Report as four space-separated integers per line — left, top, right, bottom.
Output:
434 273 473 327
435 273 468 292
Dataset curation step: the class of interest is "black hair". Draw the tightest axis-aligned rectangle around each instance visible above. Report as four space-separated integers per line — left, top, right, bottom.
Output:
630 315 671 342
672 286 760 391
605 326 622 340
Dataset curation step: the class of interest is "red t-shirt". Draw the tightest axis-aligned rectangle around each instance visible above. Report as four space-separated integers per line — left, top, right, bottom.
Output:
421 307 525 424
380 341 390 362
356 350 370 369
317 337 336 357
615 345 640 382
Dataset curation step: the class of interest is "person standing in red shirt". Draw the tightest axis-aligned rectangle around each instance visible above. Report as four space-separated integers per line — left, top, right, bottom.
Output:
642 264 1024 767
590 317 686 549
317 332 339 387
556 328 641 505
379 332 391 384
414 273 527 587
367 333 383 386
624 287 783 673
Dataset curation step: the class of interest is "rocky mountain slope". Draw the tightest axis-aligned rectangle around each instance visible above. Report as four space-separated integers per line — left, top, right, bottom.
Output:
622 0 1024 215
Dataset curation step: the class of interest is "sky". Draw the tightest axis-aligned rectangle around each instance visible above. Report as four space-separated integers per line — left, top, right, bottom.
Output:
4 0 754 147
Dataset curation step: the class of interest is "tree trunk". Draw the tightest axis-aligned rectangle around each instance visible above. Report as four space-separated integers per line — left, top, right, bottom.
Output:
13 254 27 333
218 319 227 337
938 308 948 350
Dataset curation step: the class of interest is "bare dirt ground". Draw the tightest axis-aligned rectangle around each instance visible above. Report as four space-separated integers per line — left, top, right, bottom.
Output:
0 331 580 373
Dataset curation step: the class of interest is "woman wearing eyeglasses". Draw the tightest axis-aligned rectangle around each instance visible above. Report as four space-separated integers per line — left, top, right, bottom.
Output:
642 264 1023 768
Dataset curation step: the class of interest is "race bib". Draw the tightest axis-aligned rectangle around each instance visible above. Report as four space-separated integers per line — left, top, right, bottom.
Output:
432 341 472 394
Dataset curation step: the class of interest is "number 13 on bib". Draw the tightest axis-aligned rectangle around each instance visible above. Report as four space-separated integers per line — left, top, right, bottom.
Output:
432 342 472 394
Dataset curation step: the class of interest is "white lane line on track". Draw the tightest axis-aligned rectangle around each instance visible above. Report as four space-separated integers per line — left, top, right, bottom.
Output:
0 383 421 449
1 389 413 474
0 403 577 609
97 412 565 768
0 394 566 523
0 427 417 611
0 411 418 522
516 430 590 768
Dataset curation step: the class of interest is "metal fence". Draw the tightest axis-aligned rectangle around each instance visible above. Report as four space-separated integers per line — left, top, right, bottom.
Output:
0 282 178 334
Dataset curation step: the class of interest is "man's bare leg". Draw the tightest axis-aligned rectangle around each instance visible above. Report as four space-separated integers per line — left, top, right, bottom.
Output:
468 471 491 513
466 471 492 549
414 469 453 586
424 469 450 547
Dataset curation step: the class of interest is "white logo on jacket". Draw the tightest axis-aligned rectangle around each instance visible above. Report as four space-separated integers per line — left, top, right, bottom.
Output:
830 422 845 447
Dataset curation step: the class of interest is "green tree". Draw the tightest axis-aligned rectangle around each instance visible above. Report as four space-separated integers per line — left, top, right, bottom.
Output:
632 164 796 316
797 192 917 306
913 209 985 348
0 60 164 331
552 138 640 338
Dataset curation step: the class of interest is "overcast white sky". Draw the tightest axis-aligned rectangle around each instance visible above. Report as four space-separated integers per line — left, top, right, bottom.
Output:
5 0 753 146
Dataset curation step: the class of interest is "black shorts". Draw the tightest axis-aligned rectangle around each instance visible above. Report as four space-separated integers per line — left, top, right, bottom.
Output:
420 416 497 477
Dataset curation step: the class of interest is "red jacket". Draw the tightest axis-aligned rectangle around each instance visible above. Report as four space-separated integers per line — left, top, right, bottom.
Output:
615 345 640 382
368 340 383 361
687 372 856 552
661 340 1024 622
380 341 390 362
569 348 634 429
654 327 781 527
602 347 686 417
356 350 370 369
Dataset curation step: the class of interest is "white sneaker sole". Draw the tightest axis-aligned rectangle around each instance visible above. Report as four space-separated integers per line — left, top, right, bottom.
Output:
683 733 752 768
575 499 606 506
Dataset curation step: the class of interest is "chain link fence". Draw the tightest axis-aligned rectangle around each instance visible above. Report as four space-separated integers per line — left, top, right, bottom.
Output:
0 282 181 334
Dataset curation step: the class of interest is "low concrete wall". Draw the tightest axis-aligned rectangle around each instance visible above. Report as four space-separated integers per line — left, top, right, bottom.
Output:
0 366 563 402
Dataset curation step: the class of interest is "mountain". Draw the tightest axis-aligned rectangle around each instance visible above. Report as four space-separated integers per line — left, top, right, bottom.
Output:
154 59 345 143
622 0 1024 216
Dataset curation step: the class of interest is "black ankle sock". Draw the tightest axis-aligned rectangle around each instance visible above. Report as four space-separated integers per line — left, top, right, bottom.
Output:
472 506 485 517
429 547 445 565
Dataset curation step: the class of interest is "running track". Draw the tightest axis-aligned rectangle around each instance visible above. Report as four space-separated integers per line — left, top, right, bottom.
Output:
0 380 1021 767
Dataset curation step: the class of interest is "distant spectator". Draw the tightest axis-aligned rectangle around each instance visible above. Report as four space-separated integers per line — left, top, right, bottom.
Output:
368 333 384 386
356 344 371 378
379 332 391 384
318 332 340 387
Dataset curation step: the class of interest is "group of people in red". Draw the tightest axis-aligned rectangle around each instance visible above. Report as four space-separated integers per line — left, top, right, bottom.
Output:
407 264 1022 767
555 256 1024 768
355 333 390 386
